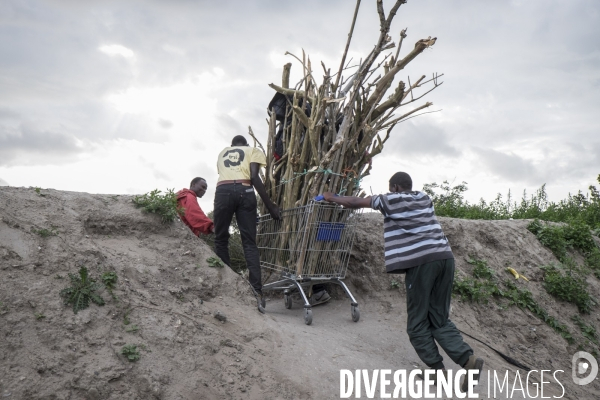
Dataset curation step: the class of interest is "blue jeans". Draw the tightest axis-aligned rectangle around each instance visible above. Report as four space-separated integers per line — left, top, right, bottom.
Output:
213 183 261 292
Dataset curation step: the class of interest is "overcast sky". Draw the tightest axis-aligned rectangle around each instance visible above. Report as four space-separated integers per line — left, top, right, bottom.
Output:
1 0 598 212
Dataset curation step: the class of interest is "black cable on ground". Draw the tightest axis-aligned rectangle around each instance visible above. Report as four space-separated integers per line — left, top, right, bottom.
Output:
459 329 531 371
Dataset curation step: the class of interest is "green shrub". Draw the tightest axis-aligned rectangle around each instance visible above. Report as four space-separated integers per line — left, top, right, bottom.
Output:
132 189 183 223
501 280 574 344
564 219 596 253
453 277 500 303
586 248 600 279
206 256 225 268
121 344 140 362
101 271 118 290
541 264 595 314
468 258 494 280
35 227 58 238
572 315 598 344
425 175 600 229
59 266 105 314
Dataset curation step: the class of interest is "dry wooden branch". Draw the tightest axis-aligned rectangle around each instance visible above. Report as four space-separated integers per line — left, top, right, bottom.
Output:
259 0 441 214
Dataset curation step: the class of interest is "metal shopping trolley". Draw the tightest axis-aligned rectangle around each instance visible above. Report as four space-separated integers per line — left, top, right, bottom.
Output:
257 200 362 325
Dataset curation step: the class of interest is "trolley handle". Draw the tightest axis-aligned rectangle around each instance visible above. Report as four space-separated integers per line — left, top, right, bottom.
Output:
314 194 339 202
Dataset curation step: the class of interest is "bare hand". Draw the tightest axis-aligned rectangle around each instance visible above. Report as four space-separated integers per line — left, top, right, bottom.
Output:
269 204 281 220
322 192 336 202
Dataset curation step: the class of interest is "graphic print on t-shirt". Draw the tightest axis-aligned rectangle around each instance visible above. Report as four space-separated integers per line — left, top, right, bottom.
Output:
223 149 245 172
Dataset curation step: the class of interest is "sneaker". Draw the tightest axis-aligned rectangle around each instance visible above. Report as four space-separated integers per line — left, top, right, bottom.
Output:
461 355 484 393
253 289 266 312
309 290 331 306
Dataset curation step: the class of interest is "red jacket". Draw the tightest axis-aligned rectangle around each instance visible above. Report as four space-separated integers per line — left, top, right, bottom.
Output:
176 189 214 236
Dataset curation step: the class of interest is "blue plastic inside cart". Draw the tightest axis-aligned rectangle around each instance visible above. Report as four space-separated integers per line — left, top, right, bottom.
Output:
316 222 345 241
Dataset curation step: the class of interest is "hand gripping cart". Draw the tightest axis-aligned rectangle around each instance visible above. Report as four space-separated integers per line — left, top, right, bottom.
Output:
256 199 362 325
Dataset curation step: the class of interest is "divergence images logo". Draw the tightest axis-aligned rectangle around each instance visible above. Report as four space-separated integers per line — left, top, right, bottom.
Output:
572 351 598 386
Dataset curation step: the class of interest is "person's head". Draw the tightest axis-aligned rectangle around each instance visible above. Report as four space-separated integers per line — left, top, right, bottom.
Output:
389 172 412 193
190 177 207 198
231 135 248 146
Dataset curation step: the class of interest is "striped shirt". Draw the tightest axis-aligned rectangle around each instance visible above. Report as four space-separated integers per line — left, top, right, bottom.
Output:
371 191 453 273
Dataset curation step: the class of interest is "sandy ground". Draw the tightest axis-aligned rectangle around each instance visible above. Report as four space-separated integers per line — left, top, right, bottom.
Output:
1 186 599 399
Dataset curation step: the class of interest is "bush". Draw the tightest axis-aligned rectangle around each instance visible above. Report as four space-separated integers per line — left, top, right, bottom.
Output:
59 266 105 314
425 174 600 229
541 263 595 314
121 344 140 362
132 189 182 223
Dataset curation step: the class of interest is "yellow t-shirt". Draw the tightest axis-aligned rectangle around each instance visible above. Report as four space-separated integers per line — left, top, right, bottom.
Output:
216 146 267 182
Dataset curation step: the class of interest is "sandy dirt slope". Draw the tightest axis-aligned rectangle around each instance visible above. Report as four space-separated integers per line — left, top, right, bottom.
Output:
1 187 599 399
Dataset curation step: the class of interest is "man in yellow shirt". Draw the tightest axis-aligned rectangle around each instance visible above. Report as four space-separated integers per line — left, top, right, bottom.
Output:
214 135 280 310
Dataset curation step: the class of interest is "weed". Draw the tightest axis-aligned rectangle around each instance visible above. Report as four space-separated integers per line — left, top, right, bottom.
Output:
33 187 46 197
35 227 58 238
468 258 494 280
123 309 131 325
572 315 598 344
541 263 595 314
207 256 225 268
101 271 119 301
563 219 596 253
453 258 575 344
501 280 574 344
132 189 183 223
585 248 600 279
453 277 500 303
54 274 64 279
59 266 105 314
390 280 400 289
121 344 141 362
101 271 118 290
125 324 139 333
34 312 46 320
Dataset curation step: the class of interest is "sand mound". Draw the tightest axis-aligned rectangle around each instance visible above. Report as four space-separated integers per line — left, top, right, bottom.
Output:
1 187 599 399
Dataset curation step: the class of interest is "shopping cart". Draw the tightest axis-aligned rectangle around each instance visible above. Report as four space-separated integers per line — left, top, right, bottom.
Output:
257 200 362 325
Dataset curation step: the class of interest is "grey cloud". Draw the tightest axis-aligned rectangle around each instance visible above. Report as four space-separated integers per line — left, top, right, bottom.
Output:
138 157 171 182
386 121 461 158
1 0 599 190
0 123 80 166
215 114 244 139
473 147 544 185
158 119 173 129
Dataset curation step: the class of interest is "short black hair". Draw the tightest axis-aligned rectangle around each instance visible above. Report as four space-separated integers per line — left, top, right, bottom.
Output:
389 172 412 190
231 135 248 146
190 177 206 187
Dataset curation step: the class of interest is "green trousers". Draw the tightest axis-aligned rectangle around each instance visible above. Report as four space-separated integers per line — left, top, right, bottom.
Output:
405 258 472 369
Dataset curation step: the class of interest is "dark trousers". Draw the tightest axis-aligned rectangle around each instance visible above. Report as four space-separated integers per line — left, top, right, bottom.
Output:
405 258 473 369
213 183 261 292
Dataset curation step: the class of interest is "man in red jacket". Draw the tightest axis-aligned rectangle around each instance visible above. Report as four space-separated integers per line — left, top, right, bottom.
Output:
177 177 214 236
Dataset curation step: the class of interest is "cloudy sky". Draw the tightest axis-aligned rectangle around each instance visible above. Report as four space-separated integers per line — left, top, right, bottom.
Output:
1 0 598 212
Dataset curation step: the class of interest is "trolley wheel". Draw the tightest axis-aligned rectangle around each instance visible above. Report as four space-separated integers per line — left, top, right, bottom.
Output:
261 297 266 309
304 308 313 325
284 294 293 309
351 305 360 322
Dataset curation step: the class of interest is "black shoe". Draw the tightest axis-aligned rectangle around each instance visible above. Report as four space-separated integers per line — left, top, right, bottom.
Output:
254 289 266 313
309 290 331 306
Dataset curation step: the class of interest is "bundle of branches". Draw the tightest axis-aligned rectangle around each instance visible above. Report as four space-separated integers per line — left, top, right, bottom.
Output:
254 0 443 215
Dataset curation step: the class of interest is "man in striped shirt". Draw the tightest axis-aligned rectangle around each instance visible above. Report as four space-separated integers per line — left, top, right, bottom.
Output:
323 171 484 392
